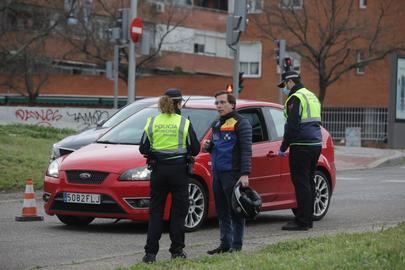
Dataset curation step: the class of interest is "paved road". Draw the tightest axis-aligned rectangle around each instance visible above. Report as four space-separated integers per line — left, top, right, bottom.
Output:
1 165 405 270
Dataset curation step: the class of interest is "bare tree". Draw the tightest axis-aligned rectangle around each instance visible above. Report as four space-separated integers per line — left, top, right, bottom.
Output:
57 0 191 83
253 0 405 104
0 1 61 102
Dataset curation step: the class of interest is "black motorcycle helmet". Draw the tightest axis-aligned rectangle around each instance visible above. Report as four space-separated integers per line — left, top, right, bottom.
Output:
231 183 262 219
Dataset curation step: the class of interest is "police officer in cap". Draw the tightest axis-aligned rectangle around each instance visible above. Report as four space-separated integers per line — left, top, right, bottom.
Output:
277 71 322 231
140 89 200 263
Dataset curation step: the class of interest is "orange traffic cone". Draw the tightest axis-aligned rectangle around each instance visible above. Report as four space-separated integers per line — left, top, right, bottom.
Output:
15 179 43 221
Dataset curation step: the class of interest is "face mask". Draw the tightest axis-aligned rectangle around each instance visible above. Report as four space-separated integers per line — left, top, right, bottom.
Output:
281 87 290 96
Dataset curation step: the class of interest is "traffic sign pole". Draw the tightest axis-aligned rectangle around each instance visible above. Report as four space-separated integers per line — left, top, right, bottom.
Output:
232 43 240 99
127 0 137 104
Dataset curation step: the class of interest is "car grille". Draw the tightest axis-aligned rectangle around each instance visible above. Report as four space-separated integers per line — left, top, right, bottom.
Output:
50 193 125 214
66 170 109 184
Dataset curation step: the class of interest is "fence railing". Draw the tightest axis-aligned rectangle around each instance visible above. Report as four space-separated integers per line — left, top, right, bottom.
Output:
321 107 388 143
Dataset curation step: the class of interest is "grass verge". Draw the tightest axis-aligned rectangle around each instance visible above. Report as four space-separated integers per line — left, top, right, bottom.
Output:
0 124 75 191
122 223 405 270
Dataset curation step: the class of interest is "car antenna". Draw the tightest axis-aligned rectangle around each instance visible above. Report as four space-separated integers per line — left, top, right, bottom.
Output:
182 96 191 108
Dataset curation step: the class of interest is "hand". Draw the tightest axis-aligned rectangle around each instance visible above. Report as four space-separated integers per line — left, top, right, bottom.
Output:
239 175 249 187
277 150 287 157
202 139 211 153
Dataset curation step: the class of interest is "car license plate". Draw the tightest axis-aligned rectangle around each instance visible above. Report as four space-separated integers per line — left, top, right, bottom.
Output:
63 192 101 205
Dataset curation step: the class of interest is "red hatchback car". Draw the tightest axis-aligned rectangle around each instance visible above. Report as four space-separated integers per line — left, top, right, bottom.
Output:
44 97 336 231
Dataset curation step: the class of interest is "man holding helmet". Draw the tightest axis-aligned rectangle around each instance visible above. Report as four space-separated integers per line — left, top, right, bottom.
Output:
203 91 252 254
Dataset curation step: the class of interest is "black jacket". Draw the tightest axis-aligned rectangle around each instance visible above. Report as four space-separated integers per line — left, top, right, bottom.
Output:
280 83 322 152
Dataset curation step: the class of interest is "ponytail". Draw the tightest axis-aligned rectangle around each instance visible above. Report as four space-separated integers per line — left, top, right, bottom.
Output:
158 95 176 114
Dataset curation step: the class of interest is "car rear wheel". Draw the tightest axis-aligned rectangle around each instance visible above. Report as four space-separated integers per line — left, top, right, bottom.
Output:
185 178 208 232
57 215 95 226
292 170 331 221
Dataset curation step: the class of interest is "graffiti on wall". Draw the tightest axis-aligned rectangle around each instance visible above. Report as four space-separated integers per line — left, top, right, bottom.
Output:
15 109 63 127
0 106 117 131
66 110 110 127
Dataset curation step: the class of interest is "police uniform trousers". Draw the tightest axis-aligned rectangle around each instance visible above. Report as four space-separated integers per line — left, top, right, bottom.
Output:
212 171 245 250
145 163 189 255
289 145 322 227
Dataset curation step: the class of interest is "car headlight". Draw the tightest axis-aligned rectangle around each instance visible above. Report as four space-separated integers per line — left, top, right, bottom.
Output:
46 159 60 178
50 143 59 161
119 166 151 181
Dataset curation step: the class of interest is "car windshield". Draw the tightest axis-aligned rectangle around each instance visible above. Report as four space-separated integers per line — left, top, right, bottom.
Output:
102 99 157 128
98 107 217 145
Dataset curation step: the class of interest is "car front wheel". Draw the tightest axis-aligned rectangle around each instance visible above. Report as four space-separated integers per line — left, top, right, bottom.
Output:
184 178 208 232
57 215 95 226
292 170 331 221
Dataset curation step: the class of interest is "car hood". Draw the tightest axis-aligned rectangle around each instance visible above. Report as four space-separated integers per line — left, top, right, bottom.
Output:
60 143 146 173
55 128 108 151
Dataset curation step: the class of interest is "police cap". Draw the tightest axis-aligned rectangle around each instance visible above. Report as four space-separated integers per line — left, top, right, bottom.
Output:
277 70 300 88
164 88 184 101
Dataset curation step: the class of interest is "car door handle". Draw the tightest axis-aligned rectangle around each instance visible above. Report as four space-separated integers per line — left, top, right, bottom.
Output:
266 151 277 158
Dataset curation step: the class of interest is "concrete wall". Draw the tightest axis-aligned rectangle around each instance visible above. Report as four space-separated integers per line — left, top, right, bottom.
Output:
0 106 117 131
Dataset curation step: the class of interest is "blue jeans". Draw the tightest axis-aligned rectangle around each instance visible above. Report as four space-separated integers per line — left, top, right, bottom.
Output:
212 171 245 249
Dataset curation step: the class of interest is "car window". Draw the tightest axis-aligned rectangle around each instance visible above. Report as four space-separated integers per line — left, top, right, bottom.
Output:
102 99 157 128
238 109 268 143
263 107 285 140
98 108 217 144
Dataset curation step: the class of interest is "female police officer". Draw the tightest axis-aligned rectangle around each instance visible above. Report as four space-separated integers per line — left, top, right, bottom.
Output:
139 89 200 263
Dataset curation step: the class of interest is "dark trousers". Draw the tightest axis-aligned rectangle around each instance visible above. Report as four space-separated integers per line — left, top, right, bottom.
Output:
144 163 189 255
289 145 322 227
213 171 245 249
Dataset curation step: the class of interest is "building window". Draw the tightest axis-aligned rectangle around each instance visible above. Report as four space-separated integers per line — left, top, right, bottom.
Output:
280 0 303 9
240 42 262 77
356 50 365 75
64 0 93 25
359 0 367 9
194 43 205 54
53 60 104 76
248 0 263 14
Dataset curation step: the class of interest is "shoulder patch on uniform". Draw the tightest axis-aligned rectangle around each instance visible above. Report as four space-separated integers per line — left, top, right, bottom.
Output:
220 117 238 131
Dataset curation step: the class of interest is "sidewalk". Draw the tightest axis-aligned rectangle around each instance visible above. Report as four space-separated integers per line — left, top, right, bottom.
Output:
334 146 405 171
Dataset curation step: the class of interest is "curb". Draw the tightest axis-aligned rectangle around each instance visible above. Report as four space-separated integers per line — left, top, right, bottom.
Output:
370 153 405 169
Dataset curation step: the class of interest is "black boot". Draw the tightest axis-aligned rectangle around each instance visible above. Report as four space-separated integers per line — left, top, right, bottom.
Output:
207 246 230 255
171 250 187 259
281 221 310 231
142 253 156 263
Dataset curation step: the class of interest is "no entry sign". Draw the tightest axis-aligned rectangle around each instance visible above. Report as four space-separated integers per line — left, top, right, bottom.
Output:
130 17 143 43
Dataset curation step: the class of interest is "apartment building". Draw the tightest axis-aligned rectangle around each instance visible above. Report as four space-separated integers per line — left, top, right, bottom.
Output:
1 0 404 107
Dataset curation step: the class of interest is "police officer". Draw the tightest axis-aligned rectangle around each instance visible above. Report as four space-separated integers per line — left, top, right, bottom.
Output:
139 89 200 263
277 71 322 231
204 91 252 254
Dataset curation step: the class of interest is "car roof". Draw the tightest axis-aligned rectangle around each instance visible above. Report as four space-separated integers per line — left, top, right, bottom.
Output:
139 95 282 110
182 96 283 110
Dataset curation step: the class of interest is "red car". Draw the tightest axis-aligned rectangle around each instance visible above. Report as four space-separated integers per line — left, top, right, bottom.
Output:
44 97 336 231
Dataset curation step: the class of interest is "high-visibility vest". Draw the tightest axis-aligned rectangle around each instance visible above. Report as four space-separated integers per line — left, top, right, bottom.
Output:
284 88 321 123
144 113 190 154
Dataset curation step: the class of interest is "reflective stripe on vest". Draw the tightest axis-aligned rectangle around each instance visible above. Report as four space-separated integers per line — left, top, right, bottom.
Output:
144 114 190 154
284 88 321 123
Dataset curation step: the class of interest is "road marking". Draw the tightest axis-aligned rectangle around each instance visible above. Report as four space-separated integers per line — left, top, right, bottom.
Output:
337 177 364 181
382 180 405 183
